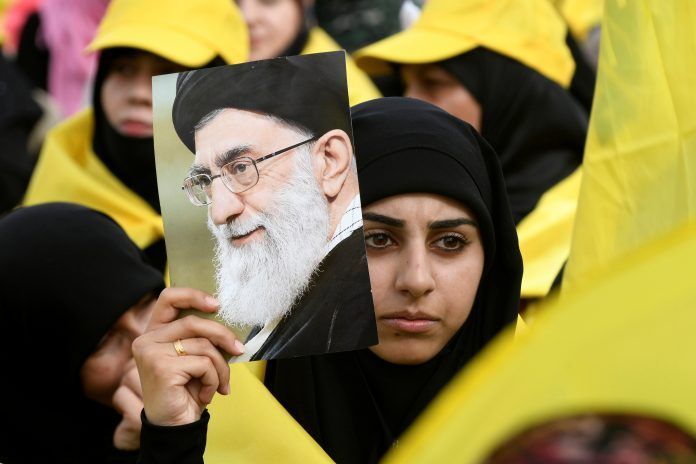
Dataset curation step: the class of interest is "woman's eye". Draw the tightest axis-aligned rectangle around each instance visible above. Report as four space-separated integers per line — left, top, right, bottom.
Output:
365 232 394 249
111 61 138 78
433 234 469 251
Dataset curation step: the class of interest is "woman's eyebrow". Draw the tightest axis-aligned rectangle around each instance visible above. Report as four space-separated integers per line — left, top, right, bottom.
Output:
363 212 405 228
429 218 478 229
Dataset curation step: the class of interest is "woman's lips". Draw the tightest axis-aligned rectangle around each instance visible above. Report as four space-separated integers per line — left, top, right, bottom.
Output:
119 120 153 137
381 311 438 334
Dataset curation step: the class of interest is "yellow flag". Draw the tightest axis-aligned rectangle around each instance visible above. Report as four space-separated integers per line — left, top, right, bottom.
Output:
563 0 696 292
205 363 333 463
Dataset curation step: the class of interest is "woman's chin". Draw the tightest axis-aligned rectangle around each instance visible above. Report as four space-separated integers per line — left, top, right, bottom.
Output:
369 341 439 365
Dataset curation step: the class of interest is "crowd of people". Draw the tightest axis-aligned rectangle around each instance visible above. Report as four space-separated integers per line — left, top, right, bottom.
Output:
0 0 694 463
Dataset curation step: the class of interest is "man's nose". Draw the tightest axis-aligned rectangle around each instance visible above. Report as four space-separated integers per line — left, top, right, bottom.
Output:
395 244 436 299
209 179 245 225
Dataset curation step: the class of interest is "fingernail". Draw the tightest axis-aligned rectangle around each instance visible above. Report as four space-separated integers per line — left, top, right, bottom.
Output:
206 296 219 308
225 382 231 395
234 340 245 354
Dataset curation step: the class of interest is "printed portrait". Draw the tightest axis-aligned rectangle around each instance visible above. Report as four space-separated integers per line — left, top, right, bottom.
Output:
153 52 377 361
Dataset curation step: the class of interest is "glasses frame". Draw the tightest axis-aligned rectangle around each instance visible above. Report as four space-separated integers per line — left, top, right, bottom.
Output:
182 136 317 206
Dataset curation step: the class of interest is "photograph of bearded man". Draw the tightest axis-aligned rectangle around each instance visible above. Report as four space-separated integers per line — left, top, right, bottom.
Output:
154 52 376 361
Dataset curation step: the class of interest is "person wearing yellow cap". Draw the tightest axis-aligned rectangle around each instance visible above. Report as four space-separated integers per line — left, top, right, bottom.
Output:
236 0 380 105
354 0 588 299
23 0 248 271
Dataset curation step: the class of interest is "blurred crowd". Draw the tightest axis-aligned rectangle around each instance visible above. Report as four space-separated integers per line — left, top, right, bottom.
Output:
0 0 694 463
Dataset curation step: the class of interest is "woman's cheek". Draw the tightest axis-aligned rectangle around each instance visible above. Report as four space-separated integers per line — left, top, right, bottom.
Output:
80 336 132 405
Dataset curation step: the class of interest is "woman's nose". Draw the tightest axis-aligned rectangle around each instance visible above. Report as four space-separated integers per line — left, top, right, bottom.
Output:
395 245 436 299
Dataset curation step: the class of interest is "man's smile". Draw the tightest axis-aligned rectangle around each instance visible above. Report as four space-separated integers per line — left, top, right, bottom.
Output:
230 226 265 245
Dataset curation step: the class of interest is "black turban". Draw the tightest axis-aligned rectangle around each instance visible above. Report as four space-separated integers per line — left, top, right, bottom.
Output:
264 97 523 463
172 51 352 153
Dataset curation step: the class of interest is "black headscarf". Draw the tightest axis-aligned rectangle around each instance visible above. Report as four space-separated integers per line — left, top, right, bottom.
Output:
0 203 163 464
439 47 587 223
264 97 523 463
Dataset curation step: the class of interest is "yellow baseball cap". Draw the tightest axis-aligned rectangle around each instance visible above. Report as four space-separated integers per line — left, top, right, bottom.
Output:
354 0 574 88
87 0 249 66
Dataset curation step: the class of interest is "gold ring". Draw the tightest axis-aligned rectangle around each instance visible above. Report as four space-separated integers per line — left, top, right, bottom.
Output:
173 339 187 356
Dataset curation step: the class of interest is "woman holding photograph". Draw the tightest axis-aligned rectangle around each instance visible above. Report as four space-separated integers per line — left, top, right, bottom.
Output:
133 97 522 463
22 0 248 272
0 203 163 464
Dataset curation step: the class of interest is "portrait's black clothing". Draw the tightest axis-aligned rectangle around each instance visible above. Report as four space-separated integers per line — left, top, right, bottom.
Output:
250 227 377 360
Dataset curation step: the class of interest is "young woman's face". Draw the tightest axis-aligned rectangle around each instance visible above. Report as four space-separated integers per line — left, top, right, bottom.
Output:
402 64 482 132
100 51 184 138
237 0 304 61
80 294 156 406
364 193 485 365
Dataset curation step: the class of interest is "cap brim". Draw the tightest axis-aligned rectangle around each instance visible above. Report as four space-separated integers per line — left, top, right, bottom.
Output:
86 21 216 68
355 26 476 75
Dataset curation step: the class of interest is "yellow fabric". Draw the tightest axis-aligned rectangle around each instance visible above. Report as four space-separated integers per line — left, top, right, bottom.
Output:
23 109 164 250
563 0 696 293
0 0 9 44
302 27 381 106
558 0 604 41
518 168 582 298
514 314 528 339
383 221 696 463
87 0 248 66
354 0 574 88
205 363 333 464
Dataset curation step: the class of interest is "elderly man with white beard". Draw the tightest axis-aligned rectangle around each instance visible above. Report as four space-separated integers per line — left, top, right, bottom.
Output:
171 53 376 360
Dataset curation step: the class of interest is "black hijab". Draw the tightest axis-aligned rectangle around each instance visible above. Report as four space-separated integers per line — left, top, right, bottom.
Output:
439 47 588 223
264 97 523 463
0 203 163 464
92 48 161 214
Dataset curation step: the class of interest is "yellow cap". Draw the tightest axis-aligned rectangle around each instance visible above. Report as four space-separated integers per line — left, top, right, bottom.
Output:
354 0 574 88
87 0 249 66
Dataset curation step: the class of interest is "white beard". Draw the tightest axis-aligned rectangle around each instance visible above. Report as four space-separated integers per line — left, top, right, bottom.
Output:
207 148 330 328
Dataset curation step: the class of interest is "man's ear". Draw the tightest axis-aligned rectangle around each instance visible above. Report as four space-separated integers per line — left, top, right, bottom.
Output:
312 129 353 198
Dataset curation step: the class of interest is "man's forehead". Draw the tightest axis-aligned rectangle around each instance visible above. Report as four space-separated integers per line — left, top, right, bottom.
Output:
193 108 297 156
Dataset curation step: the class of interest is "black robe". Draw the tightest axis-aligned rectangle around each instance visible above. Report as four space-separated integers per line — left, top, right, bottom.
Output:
250 227 377 360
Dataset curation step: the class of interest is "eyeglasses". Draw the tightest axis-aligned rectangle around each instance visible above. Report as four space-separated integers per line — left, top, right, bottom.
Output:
182 137 316 206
